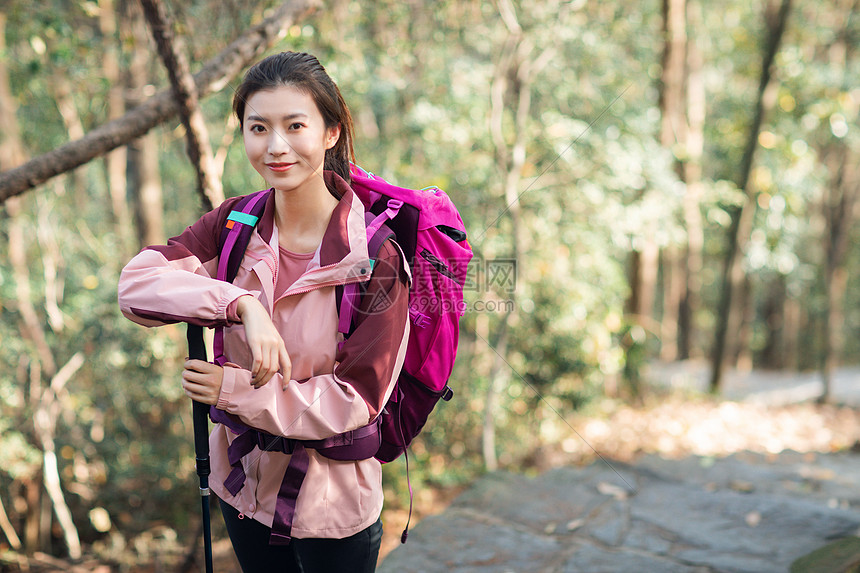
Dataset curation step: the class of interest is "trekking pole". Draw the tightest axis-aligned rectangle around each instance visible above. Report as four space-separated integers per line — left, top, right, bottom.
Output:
187 323 214 573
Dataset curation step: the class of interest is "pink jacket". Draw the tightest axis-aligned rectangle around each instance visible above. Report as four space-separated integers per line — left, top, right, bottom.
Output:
118 177 410 539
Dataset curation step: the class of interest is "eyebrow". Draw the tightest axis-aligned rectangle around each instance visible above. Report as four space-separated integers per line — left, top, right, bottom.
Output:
245 112 309 123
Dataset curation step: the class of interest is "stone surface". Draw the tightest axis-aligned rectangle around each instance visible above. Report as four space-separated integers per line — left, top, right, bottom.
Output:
379 452 860 572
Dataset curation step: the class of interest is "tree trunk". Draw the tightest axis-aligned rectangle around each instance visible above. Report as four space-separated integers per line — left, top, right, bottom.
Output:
735 275 754 372
660 247 683 361
678 0 706 360
0 495 22 551
49 75 88 204
33 353 85 560
820 147 858 401
99 0 133 254
659 0 687 150
656 0 686 362
36 190 65 333
140 0 224 210
0 0 319 204
483 0 539 471
818 0 858 402
125 0 165 248
709 0 792 392
783 288 801 370
760 275 786 369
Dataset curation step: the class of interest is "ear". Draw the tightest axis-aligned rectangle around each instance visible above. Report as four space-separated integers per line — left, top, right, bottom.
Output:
325 123 341 151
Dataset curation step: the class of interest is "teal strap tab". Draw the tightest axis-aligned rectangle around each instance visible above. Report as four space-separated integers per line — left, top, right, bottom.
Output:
227 211 259 227
369 259 376 272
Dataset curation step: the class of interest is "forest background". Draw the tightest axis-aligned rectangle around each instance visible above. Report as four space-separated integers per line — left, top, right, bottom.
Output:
0 0 858 569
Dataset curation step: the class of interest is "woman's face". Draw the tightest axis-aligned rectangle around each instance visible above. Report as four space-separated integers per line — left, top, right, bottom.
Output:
242 85 340 194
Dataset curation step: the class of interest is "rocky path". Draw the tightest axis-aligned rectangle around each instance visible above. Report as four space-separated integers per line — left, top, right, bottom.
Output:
379 450 860 572
379 363 860 572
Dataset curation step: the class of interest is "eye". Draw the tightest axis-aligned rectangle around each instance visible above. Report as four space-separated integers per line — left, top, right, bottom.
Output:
288 122 305 131
248 123 266 134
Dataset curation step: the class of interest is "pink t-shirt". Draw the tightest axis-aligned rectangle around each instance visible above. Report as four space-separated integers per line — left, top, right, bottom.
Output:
274 246 315 298
227 246 314 321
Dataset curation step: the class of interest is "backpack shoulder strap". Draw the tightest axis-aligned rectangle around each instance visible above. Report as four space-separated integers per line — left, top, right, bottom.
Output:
336 210 397 342
212 189 271 365
217 189 271 283
217 188 270 279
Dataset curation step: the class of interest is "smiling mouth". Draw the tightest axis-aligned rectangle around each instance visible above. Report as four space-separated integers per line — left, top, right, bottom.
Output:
266 162 295 172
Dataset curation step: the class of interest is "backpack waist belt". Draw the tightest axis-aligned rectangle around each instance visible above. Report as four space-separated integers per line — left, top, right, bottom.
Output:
220 417 383 545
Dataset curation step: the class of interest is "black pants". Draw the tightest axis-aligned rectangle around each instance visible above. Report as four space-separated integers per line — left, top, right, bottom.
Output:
219 498 382 573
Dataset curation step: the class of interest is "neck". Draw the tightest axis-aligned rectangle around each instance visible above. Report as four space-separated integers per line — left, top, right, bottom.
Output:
273 178 340 253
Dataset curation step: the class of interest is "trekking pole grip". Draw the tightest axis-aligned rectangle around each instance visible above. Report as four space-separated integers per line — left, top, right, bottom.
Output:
187 324 211 481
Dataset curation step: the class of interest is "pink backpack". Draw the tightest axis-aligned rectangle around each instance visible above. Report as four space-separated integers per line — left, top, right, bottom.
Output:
342 164 472 463
207 167 472 544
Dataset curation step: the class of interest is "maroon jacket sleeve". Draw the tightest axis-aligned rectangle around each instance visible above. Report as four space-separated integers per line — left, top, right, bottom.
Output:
334 238 410 418
118 196 249 328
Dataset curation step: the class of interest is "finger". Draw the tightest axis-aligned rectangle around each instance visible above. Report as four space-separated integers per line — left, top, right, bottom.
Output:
262 346 280 386
182 379 206 401
249 348 262 385
184 359 210 373
279 347 292 391
183 368 211 385
252 349 269 388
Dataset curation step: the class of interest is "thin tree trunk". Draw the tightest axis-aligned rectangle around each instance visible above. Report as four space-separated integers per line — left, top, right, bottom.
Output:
49 75 88 204
660 247 683 361
656 0 686 362
638 239 659 329
819 0 858 402
33 353 85 560
679 0 706 360
760 275 786 369
821 149 858 400
0 495 22 551
37 190 65 333
99 0 133 253
783 289 801 370
659 0 687 149
125 0 165 248
735 275 754 372
23 476 40 554
483 322 510 472
709 0 792 392
141 0 224 210
0 0 319 204
483 0 530 471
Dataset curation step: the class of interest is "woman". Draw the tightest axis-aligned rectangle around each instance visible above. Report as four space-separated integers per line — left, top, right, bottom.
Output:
118 51 410 572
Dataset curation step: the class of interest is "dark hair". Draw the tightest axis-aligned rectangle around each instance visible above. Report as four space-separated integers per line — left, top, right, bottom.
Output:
233 52 355 191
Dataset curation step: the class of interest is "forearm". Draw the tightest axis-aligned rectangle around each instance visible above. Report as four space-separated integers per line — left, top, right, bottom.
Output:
118 248 251 327
216 367 373 440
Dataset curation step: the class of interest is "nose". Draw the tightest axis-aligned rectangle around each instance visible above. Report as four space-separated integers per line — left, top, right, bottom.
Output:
268 131 291 156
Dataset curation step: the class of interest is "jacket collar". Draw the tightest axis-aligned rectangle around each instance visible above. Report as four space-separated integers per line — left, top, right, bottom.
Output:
254 173 370 288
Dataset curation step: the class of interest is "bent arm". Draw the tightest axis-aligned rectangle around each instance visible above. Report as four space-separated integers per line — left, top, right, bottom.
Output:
118 198 251 328
215 240 410 440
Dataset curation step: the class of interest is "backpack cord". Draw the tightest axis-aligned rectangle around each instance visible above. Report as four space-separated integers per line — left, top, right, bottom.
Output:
399 396 413 544
401 448 412 544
